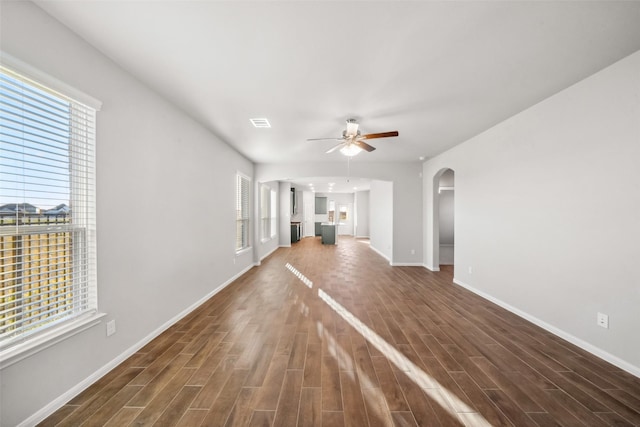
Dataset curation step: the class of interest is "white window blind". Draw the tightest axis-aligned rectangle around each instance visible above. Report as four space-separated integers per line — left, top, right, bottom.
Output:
236 174 250 251
0 65 98 353
260 185 277 241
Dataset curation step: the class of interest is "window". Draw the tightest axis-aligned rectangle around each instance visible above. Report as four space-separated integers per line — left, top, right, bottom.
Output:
0 63 99 358
236 173 250 251
339 205 348 221
270 189 276 238
260 184 277 241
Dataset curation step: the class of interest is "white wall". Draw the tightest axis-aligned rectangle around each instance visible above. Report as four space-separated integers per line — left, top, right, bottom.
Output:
255 161 422 264
369 180 393 262
355 190 370 238
0 3 254 425
423 50 640 375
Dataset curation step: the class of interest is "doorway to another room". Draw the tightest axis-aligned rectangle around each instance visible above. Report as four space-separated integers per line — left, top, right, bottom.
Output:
437 169 455 275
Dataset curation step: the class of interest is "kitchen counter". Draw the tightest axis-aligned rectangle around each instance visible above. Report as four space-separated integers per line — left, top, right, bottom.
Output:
321 223 337 245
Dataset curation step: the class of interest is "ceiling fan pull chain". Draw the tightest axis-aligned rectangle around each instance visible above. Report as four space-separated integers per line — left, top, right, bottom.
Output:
347 156 351 183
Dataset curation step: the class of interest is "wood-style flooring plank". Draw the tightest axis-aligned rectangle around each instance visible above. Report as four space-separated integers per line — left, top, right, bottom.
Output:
81 385 143 427
129 367 195 426
322 411 345 427
321 355 343 411
272 369 303 427
339 370 369 427
199 369 250 427
174 409 208 427
103 407 143 427
298 387 322 427
128 353 191 407
371 356 410 412
223 387 256 427
252 355 289 411
151 385 201 426
55 368 144 427
35 405 78 427
248 410 275 427
190 356 238 409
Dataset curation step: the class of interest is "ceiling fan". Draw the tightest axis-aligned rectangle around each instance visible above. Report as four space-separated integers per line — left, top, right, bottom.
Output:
307 118 399 156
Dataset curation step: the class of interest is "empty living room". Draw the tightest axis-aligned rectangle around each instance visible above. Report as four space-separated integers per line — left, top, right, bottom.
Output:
1 1 639 426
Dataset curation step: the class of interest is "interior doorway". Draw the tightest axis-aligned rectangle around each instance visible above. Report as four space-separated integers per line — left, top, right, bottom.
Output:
434 168 455 274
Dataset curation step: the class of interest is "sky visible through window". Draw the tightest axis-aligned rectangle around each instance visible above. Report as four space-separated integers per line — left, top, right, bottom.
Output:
0 71 72 213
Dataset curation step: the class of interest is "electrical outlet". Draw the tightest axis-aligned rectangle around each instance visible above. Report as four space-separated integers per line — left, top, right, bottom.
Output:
410 249 415 255
597 312 609 329
106 320 116 337
468 266 473 274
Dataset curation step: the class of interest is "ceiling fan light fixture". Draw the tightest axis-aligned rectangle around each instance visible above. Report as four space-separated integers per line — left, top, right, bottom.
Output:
340 144 362 157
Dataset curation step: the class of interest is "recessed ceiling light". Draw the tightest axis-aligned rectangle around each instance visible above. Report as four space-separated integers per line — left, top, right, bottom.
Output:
419 156 425 161
329 182 335 186
250 118 271 128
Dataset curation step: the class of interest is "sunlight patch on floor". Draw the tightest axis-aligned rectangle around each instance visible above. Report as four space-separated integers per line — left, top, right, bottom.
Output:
318 288 488 425
285 262 313 288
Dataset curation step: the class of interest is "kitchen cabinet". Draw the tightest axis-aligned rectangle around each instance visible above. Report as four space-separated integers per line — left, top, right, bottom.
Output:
315 197 327 214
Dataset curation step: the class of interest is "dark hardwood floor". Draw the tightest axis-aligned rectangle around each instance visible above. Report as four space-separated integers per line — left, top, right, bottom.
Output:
40 237 640 426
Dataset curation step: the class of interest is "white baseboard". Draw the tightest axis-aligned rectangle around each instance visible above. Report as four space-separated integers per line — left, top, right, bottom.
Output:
20 264 255 427
423 264 440 272
369 245 391 264
355 235 370 239
390 262 424 267
259 246 279 263
453 278 640 378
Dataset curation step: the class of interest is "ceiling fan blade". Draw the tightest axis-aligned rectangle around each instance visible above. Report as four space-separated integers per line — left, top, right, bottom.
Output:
326 142 346 154
307 137 344 141
353 140 376 152
360 131 399 140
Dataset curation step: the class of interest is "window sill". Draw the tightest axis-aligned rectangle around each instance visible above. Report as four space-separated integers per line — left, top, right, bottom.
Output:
235 247 252 256
0 312 106 369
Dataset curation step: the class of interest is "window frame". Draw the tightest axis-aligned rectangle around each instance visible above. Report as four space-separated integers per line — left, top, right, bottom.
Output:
0 55 103 367
270 189 277 239
235 173 251 253
260 184 277 242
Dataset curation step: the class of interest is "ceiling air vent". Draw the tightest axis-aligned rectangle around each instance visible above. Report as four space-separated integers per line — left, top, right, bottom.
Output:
250 118 271 128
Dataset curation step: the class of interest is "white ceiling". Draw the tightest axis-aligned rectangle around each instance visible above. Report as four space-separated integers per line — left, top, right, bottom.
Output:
36 1 640 165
